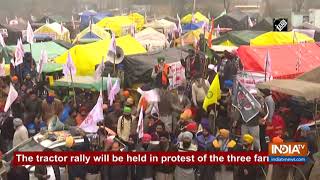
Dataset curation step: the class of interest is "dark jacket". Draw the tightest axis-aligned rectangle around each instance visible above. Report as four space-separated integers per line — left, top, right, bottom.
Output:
151 143 178 174
34 165 61 180
131 144 153 180
100 165 129 180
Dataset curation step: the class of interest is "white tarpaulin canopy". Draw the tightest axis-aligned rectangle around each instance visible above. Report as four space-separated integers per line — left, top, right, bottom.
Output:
135 27 169 52
144 19 177 35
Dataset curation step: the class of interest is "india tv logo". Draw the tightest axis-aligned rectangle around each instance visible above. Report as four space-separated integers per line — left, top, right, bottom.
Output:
268 142 308 163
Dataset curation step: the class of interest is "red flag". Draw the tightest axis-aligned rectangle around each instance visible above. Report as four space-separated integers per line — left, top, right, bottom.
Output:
207 17 214 48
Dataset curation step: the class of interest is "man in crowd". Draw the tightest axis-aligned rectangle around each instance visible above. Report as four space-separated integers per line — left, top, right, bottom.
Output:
175 131 197 180
152 56 170 89
151 131 177 180
41 92 63 124
172 86 191 133
192 74 210 122
117 106 137 142
12 118 28 147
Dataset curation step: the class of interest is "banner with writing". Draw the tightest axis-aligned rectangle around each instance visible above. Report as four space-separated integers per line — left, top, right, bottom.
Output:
168 61 185 90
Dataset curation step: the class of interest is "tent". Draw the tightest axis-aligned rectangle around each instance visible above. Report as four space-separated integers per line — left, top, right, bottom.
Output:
79 12 113 31
212 30 266 46
36 15 69 24
181 12 209 24
124 48 188 86
296 22 320 42
96 16 135 37
73 24 111 44
55 35 147 75
175 29 215 46
251 17 273 31
182 22 205 33
135 27 169 52
144 19 177 35
257 66 320 101
214 11 248 30
0 23 26 45
34 22 71 42
250 31 315 46
237 43 320 79
54 76 118 91
8 41 68 63
128 13 145 31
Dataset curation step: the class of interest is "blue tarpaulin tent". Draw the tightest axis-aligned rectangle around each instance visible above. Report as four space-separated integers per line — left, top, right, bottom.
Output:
182 22 204 33
80 11 112 30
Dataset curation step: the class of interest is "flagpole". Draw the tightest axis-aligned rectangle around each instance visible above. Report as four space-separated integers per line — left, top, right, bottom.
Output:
69 68 77 104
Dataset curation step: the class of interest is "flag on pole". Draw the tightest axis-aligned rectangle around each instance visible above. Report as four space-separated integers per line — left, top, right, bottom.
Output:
26 21 34 44
37 49 48 74
177 14 182 34
14 38 24 66
63 52 76 76
203 74 221 111
137 107 144 138
60 22 64 34
80 91 104 132
264 50 272 80
108 32 116 55
94 57 105 80
0 33 5 47
207 17 214 48
72 16 76 29
216 24 220 37
4 83 18 112
107 73 112 95
248 17 254 28
108 79 120 106
89 18 92 32
0 60 5 77
191 12 196 23
130 24 135 37
144 11 147 23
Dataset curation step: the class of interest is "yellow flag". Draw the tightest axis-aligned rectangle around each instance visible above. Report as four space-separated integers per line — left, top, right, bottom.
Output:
48 76 54 87
202 74 221 111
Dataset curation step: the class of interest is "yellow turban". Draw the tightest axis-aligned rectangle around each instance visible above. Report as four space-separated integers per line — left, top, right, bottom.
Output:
65 136 75 148
219 129 230 138
243 134 254 144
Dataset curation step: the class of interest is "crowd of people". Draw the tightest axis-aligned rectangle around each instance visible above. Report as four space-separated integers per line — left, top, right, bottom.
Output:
0 41 319 180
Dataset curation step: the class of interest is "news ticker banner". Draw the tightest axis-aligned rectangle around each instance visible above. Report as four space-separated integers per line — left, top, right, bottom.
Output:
13 151 307 166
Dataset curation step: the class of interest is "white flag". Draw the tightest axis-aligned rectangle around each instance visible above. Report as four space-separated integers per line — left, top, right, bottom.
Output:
14 38 24 66
4 83 18 112
63 52 76 76
60 22 64 34
107 73 112 94
264 50 272 80
108 32 116 55
26 21 34 44
0 60 6 77
108 79 120 106
72 16 76 29
248 17 254 28
94 57 105 80
136 107 144 138
130 24 135 37
177 14 182 34
80 91 104 132
37 49 48 74
137 88 160 102
216 24 221 37
0 33 5 47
